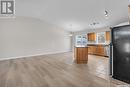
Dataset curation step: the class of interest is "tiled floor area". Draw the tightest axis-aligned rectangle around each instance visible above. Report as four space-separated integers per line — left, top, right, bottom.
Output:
0 52 129 87
88 55 109 80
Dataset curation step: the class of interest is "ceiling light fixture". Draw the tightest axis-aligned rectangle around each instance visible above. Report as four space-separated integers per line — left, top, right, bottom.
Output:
69 32 73 37
104 10 108 17
104 0 109 19
90 22 99 26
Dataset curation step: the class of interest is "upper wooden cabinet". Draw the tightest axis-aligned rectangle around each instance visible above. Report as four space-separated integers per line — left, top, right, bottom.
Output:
105 31 110 41
87 33 96 41
128 5 130 20
88 31 110 42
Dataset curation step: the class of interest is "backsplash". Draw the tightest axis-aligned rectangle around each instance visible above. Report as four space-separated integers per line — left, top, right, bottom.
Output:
87 41 97 44
87 40 110 45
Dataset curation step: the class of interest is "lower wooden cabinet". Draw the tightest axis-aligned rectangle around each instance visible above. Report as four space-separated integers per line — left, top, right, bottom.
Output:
88 45 106 56
74 47 88 64
88 46 96 54
96 45 105 56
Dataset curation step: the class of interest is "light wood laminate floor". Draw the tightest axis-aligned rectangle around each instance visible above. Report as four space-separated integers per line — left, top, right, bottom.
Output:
0 52 129 87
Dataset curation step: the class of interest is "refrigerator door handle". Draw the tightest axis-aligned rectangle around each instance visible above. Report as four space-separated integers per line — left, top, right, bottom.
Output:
111 45 113 76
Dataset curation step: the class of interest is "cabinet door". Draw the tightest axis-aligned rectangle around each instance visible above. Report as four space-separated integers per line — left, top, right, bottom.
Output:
106 31 110 41
88 46 92 54
88 33 96 41
96 45 105 56
88 33 91 41
129 5 130 21
92 33 96 41
92 46 97 54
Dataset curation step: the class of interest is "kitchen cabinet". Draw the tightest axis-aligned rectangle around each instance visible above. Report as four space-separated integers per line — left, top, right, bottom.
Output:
129 5 130 21
87 31 110 57
88 31 110 42
88 45 106 56
88 46 92 54
87 33 96 41
106 31 110 41
88 46 96 54
96 45 105 56
74 47 88 64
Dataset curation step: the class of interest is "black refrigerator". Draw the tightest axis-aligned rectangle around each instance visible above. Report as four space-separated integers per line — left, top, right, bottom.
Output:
111 25 130 83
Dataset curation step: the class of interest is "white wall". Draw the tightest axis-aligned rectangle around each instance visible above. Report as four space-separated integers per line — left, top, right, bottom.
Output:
0 17 71 59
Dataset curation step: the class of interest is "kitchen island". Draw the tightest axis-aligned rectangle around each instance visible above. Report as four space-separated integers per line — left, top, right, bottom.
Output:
74 46 88 64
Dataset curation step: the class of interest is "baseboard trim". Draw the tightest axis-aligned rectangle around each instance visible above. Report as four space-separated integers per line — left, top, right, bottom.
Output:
0 51 71 61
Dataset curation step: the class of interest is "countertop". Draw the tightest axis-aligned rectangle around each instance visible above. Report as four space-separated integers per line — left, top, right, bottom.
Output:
75 43 110 47
75 45 87 48
87 44 110 46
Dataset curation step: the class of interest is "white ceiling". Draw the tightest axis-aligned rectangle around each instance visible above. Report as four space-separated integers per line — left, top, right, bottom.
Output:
16 0 129 31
